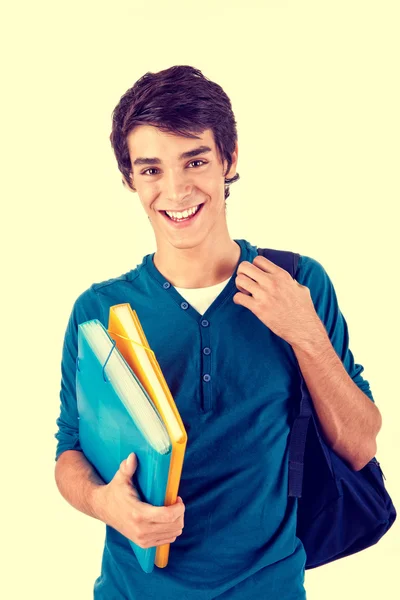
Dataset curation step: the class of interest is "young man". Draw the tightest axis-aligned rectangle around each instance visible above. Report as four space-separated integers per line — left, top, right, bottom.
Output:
54 65 382 599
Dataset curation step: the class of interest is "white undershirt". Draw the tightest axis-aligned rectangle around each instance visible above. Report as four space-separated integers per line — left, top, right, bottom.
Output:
174 276 232 316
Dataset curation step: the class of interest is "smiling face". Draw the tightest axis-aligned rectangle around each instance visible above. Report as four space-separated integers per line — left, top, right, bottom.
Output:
124 125 238 252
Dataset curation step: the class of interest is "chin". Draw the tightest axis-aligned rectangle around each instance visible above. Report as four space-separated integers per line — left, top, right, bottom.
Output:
155 229 207 250
168 238 204 250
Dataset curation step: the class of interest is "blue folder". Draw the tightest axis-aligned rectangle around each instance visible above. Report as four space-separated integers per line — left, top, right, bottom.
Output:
76 319 172 573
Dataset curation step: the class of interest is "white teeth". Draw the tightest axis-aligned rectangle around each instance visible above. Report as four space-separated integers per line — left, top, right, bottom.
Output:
165 205 200 219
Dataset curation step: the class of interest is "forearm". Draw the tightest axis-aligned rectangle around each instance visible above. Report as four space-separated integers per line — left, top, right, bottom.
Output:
54 450 107 521
291 325 382 470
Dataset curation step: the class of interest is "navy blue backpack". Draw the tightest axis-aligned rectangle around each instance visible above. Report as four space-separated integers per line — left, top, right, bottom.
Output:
257 247 397 569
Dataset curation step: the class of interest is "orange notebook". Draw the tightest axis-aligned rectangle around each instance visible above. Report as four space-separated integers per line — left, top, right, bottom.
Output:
107 303 187 568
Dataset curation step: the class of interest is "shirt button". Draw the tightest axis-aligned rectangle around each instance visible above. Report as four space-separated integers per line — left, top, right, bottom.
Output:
201 319 209 327
163 282 171 289
181 301 189 310
203 374 211 382
203 347 211 355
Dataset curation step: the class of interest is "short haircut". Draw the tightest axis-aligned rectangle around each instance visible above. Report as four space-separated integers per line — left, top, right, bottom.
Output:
109 65 240 201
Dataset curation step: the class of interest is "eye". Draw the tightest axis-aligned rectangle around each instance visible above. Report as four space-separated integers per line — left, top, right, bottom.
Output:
188 160 207 168
140 160 207 176
141 168 159 176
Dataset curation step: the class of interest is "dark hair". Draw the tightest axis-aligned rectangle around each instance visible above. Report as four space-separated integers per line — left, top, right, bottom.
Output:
109 65 240 202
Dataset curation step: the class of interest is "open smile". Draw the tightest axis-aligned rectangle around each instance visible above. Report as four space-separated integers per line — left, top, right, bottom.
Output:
159 203 205 228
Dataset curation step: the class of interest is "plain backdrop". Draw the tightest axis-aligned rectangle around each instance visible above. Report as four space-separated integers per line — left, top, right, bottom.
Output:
2 1 399 598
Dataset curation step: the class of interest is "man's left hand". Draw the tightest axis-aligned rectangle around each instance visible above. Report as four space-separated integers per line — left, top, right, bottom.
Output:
232 255 325 347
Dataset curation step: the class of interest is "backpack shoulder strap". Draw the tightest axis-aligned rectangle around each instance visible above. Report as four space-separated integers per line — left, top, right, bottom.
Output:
257 248 396 568
257 246 311 497
256 247 300 279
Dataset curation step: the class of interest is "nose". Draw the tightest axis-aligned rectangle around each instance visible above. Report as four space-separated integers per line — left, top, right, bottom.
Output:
163 168 193 204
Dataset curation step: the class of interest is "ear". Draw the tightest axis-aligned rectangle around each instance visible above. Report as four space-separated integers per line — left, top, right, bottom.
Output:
121 172 136 192
224 140 239 179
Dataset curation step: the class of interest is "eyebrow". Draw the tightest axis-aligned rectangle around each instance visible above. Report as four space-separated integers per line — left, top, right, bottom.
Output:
133 145 212 166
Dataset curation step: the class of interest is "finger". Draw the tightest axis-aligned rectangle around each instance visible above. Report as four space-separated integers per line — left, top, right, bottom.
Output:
172 511 184 525
155 536 178 546
233 292 253 309
144 510 184 529
115 453 138 484
144 501 185 524
236 283 252 296
141 515 184 535
124 452 137 476
237 273 258 295
152 526 183 543
252 255 279 274
137 522 183 546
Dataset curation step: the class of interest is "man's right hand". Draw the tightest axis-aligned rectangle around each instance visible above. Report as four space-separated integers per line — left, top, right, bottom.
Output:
93 452 185 549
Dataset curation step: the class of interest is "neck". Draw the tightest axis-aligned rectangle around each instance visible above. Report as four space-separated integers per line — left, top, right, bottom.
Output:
153 235 241 289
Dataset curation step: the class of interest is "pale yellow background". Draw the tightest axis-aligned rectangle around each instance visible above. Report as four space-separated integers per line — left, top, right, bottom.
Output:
2 1 399 598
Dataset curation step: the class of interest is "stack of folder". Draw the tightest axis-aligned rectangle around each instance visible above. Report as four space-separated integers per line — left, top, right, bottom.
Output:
76 303 187 574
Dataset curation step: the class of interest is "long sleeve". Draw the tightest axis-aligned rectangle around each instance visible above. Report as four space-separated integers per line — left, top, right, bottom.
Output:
295 254 375 403
54 287 104 461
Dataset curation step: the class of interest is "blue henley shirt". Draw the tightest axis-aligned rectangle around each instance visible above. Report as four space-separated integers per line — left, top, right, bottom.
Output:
55 238 374 599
